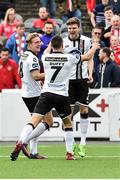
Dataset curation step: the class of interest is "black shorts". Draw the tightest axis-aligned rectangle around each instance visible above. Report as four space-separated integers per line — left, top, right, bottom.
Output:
22 96 39 113
69 79 89 106
34 92 71 119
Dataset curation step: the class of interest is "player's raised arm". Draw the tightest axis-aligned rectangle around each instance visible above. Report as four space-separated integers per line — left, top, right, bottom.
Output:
81 42 100 61
44 42 52 54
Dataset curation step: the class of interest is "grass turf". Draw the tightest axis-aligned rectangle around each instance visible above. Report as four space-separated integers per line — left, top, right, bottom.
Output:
0 142 120 179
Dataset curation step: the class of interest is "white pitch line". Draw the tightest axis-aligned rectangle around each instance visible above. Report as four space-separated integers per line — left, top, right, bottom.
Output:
1 155 120 158
0 145 120 148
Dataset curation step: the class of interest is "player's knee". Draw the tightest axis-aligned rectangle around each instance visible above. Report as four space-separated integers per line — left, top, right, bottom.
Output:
44 112 53 127
27 123 35 129
62 116 72 129
80 113 88 119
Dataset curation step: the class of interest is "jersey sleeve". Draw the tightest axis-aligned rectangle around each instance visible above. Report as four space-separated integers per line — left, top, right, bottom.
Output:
85 39 92 52
69 53 81 65
68 49 81 58
28 55 40 72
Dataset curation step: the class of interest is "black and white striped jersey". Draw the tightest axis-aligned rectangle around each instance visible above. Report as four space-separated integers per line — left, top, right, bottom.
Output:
41 52 80 96
19 50 41 98
63 35 92 80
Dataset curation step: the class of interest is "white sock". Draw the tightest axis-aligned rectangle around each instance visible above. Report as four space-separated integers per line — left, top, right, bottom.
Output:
27 122 47 142
71 120 75 144
80 118 89 145
19 124 34 143
64 130 74 154
30 137 39 155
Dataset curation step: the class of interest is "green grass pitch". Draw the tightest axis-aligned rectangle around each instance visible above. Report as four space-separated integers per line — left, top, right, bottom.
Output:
0 142 120 179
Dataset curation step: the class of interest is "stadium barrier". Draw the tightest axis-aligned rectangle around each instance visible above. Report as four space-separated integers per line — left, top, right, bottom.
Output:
0 88 120 141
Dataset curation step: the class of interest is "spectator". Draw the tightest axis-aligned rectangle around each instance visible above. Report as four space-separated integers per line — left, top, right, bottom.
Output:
110 0 120 15
103 14 120 47
0 0 14 21
38 21 55 60
5 23 27 64
0 47 21 90
91 0 109 27
110 35 120 66
91 26 105 75
95 47 120 88
97 6 113 30
0 8 22 45
111 15 120 41
39 0 56 18
61 0 82 23
32 7 57 32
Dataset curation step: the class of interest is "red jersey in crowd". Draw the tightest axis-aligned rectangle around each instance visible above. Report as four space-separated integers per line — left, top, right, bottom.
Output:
33 18 56 29
113 45 120 66
0 20 20 39
86 0 96 12
0 58 21 90
111 28 120 42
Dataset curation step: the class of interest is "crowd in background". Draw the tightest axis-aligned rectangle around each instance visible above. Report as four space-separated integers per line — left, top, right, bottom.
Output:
0 0 120 91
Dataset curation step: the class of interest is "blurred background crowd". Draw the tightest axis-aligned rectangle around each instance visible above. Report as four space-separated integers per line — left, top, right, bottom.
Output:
0 0 120 91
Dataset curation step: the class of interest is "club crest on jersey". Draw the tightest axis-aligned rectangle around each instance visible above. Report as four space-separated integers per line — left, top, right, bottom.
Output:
32 63 38 68
64 45 69 48
33 58 37 62
69 49 81 59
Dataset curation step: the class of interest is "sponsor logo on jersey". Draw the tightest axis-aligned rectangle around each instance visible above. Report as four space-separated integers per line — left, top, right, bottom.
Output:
69 49 81 59
48 83 65 87
45 57 68 62
32 63 39 68
20 53 29 61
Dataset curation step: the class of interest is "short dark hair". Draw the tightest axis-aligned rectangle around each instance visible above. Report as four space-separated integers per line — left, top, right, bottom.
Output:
104 6 113 12
51 35 63 49
66 17 80 27
102 47 111 57
44 21 54 27
0 47 9 53
16 22 25 29
92 26 103 32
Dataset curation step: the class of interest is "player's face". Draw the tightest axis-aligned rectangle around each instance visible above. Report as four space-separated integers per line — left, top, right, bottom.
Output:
30 37 41 54
67 24 80 40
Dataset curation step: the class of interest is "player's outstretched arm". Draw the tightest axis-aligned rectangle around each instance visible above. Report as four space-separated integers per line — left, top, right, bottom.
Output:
81 42 100 61
44 42 52 54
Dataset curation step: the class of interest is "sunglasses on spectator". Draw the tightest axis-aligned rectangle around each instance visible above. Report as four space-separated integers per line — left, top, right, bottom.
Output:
94 32 101 35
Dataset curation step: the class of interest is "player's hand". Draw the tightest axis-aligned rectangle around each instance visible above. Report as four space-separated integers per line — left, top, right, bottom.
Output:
40 80 44 88
87 75 93 84
92 42 100 50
